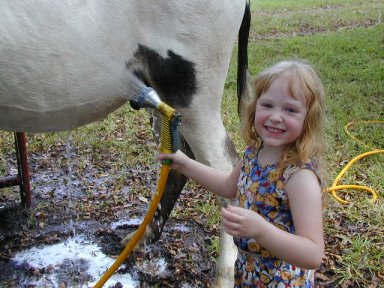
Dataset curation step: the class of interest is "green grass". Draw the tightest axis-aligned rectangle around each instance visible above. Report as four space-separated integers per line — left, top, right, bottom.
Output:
250 0 383 37
225 1 383 286
252 0 375 10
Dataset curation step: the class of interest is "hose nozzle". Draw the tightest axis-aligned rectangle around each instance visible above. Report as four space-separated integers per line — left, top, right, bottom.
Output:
136 87 162 110
134 86 181 155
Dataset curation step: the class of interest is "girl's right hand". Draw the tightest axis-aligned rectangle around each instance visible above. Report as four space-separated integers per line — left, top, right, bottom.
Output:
157 150 189 170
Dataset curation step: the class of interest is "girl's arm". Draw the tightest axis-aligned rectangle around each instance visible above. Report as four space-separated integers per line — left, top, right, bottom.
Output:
222 168 324 269
158 150 241 199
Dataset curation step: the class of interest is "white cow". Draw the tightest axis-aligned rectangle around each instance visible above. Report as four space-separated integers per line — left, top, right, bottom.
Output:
0 1 250 286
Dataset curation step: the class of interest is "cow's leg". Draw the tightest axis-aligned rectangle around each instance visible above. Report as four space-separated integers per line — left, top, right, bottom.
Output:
178 107 239 288
150 109 239 288
121 118 194 245
145 128 196 243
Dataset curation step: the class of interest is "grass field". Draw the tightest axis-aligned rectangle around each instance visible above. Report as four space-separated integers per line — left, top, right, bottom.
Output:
1 0 383 287
223 0 384 286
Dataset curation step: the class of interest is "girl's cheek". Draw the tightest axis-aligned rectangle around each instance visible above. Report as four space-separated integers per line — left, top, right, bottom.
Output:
254 113 266 129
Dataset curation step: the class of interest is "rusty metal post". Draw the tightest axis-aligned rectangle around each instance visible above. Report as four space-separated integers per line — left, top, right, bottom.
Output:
15 132 31 207
0 132 31 207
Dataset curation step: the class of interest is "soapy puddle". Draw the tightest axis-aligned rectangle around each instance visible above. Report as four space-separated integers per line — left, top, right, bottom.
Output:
12 236 138 287
7 222 193 287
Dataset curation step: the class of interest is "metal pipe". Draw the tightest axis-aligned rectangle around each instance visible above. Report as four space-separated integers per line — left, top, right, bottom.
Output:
15 132 31 207
0 132 31 208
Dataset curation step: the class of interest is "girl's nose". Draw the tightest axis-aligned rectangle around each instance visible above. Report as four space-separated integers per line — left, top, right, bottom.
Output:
269 109 283 122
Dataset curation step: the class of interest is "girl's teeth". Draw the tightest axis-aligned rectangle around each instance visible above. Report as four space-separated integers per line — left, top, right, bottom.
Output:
267 127 283 133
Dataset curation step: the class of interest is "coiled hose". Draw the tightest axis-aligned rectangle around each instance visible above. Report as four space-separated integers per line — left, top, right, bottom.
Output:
327 120 383 204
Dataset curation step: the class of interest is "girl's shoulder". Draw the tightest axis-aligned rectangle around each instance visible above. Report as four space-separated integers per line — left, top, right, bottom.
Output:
281 158 321 184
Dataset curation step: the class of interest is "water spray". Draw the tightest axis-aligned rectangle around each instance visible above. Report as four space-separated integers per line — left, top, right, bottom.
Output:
94 76 181 287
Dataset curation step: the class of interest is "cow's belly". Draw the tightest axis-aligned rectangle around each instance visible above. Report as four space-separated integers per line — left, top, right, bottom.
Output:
0 3 134 132
0 96 127 133
0 53 130 132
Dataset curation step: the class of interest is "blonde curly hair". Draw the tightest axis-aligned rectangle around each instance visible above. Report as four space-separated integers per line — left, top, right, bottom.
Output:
240 59 326 172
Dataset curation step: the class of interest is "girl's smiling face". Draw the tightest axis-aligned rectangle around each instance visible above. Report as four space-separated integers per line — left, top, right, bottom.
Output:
254 72 308 150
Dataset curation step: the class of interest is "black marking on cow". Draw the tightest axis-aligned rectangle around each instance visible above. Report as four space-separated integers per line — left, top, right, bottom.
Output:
148 135 194 242
128 44 197 108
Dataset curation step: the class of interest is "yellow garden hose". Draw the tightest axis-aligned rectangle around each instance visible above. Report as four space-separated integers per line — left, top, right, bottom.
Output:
327 150 383 204
327 120 383 204
94 103 179 288
94 164 171 288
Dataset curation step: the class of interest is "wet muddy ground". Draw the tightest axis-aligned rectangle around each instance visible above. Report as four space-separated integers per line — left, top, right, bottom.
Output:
0 142 217 287
0 135 373 287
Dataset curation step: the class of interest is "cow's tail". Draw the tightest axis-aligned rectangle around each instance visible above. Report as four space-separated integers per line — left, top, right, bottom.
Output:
237 0 251 115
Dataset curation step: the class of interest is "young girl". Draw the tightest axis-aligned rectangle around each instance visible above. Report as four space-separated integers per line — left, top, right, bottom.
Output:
159 59 325 287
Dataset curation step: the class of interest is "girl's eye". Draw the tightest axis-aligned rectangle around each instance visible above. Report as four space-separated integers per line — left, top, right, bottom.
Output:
286 107 297 113
261 103 272 108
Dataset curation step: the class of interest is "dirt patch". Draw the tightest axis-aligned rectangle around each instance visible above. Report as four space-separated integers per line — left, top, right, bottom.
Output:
0 144 217 287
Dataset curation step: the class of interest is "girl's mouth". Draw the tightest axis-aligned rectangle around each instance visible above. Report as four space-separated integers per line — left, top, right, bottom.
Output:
265 126 285 134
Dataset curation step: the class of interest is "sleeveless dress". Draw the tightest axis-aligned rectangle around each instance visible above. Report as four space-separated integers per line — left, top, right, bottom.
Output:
233 146 321 288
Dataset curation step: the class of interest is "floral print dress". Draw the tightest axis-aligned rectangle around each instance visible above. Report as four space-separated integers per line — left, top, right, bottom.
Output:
233 146 321 288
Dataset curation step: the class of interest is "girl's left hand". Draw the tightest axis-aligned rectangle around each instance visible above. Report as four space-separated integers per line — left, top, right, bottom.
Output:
221 205 264 239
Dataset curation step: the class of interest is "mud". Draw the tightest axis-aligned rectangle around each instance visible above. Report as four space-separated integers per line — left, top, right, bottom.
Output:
0 144 216 288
